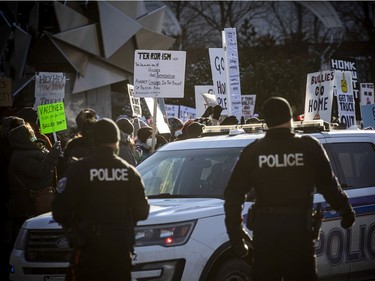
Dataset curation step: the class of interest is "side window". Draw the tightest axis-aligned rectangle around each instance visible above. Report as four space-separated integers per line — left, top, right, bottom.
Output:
324 142 375 189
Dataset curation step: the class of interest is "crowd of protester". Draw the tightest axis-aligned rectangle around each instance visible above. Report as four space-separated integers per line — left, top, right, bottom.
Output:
0 103 259 279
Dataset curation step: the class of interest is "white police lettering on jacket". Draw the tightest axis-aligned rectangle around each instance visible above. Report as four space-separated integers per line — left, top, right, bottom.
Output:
258 153 304 168
90 168 129 181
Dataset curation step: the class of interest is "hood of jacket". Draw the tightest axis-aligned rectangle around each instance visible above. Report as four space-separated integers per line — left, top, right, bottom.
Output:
8 125 39 150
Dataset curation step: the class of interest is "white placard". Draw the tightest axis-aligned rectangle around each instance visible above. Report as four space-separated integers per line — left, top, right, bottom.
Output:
144 97 171 134
360 83 374 105
304 70 335 122
209 48 229 115
241 95 256 120
335 71 356 128
134 50 186 98
34 72 66 107
223 28 243 121
127 84 142 117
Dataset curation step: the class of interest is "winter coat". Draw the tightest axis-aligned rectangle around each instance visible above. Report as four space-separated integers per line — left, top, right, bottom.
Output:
7 125 60 218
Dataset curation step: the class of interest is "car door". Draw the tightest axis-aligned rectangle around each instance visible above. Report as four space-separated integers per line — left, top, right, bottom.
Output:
322 136 375 281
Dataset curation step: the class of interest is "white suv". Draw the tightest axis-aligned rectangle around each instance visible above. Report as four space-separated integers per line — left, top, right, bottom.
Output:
9 121 375 281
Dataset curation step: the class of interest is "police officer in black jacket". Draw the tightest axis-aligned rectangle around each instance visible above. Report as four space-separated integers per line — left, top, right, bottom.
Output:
52 118 149 281
224 97 355 281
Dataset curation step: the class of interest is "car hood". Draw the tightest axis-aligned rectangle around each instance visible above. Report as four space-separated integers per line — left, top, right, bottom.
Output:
21 198 226 229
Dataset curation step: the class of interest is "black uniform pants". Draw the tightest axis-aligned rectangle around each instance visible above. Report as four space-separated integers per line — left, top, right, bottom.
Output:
66 227 132 281
252 213 318 281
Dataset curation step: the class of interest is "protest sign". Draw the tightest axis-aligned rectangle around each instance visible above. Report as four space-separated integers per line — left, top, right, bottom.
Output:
241 95 256 120
133 50 186 98
304 70 335 122
0 78 12 107
360 83 374 105
331 57 360 120
209 48 228 115
180 105 196 122
165 104 179 118
361 104 375 129
334 71 356 128
127 84 142 117
144 97 170 134
37 102 67 135
195 85 215 117
34 72 66 107
223 28 243 121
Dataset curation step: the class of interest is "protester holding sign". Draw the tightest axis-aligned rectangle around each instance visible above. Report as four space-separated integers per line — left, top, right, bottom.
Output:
7 121 61 247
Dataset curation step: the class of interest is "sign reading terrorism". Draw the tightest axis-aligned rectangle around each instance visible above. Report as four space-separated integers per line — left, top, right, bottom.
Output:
133 50 186 98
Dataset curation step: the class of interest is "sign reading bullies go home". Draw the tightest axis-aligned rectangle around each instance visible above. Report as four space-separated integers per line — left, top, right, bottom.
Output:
133 50 186 98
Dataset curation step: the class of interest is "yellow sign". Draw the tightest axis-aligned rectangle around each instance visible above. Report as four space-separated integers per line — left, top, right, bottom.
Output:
37 102 67 134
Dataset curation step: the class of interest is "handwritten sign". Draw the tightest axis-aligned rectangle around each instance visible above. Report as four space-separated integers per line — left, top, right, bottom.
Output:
37 102 67 134
304 70 335 122
209 48 228 115
34 72 66 107
334 70 356 128
127 84 142 117
134 50 186 98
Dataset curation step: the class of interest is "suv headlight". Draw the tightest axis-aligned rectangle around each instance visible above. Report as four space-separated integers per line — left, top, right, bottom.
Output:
135 220 196 247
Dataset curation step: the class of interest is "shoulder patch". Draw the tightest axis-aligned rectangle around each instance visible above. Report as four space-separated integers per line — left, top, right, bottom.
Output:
56 177 67 193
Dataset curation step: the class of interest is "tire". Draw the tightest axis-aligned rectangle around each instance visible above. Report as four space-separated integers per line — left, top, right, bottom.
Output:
212 257 252 281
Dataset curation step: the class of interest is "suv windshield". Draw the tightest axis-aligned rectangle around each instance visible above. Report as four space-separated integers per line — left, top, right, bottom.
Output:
136 148 242 198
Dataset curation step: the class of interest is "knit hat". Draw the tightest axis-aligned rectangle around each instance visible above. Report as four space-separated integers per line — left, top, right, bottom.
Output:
116 118 134 135
186 122 204 138
17 107 38 124
137 127 153 143
93 118 120 145
76 108 98 131
262 97 292 127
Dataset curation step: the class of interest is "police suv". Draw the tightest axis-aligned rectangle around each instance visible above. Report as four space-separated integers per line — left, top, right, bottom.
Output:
9 120 375 281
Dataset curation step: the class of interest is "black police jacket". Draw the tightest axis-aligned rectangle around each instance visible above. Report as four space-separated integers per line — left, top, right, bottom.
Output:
52 146 149 228
224 127 351 232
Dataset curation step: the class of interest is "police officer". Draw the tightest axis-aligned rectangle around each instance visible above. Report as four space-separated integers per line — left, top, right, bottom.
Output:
224 97 355 281
52 118 149 281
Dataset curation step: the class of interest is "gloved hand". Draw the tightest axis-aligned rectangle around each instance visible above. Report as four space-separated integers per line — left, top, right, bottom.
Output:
231 238 249 257
201 106 213 118
212 105 223 120
339 205 355 229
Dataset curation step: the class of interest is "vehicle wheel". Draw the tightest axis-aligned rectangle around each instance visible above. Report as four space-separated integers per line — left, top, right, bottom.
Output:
212 257 252 281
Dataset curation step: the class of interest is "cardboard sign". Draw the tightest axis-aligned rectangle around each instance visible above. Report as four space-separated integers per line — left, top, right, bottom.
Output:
304 70 335 122
34 72 66 107
209 48 228 115
37 102 67 134
134 50 186 98
127 84 142 117
334 71 356 128
0 78 12 107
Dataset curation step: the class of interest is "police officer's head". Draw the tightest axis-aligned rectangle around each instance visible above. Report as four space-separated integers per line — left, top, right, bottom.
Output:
92 118 120 149
262 97 293 128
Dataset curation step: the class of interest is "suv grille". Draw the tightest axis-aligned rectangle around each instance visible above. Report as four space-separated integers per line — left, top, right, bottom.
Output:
26 230 72 262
